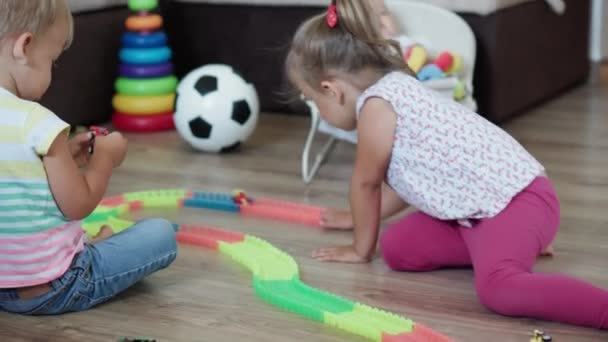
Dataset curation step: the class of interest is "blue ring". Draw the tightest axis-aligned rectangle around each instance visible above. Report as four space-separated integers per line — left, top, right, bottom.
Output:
119 47 172 65
121 32 168 48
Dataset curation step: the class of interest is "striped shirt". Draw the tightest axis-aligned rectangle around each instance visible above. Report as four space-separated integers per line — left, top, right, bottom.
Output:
0 87 85 288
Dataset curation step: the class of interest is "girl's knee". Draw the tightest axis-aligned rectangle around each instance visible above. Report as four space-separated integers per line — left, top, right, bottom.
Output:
380 227 404 270
380 227 433 272
474 273 523 316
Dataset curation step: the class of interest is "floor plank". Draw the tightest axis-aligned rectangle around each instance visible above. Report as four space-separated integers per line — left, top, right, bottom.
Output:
1 81 607 341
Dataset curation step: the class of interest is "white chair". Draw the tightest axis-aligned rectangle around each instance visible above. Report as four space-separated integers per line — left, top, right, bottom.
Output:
301 0 478 183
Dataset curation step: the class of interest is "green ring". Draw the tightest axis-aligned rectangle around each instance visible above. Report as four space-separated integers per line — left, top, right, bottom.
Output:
128 0 158 11
115 76 177 96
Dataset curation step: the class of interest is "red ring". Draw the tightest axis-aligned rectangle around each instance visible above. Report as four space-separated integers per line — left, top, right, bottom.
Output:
112 112 175 132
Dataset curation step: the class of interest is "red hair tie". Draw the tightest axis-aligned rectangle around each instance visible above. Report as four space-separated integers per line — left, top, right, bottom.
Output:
327 4 338 28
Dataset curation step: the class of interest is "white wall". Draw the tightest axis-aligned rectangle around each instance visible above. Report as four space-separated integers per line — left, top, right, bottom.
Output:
590 0 608 62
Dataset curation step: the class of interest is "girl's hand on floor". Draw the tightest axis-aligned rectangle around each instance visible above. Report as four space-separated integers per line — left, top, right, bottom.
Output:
69 132 93 167
320 209 354 230
312 245 371 263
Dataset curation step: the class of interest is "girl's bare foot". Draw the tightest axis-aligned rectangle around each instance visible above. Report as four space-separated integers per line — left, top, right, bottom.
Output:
320 209 354 230
540 244 555 257
88 225 114 244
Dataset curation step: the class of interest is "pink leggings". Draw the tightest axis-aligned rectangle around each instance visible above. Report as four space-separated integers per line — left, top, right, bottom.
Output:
380 177 608 329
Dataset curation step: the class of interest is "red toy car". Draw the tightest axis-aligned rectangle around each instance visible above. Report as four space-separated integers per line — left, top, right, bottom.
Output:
88 126 109 154
89 126 109 136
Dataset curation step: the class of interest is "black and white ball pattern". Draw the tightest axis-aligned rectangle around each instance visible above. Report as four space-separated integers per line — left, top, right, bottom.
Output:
174 64 259 153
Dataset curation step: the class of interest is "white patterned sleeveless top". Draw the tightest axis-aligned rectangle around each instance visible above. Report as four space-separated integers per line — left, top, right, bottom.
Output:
356 72 544 223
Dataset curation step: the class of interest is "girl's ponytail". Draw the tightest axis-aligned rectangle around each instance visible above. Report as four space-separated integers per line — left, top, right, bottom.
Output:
287 0 409 89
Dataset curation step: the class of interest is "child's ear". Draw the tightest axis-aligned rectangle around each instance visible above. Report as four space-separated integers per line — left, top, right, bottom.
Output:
320 80 342 100
12 32 33 65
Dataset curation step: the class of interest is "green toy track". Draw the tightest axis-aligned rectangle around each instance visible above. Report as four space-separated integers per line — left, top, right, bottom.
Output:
84 190 454 342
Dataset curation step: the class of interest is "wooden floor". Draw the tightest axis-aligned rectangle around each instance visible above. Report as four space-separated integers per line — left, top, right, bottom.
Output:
1 75 608 341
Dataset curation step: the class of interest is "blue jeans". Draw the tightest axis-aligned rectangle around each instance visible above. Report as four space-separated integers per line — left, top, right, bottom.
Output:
0 218 177 315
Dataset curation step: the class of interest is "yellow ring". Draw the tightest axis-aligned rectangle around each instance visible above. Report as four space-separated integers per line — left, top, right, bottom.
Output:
126 14 163 31
112 94 175 115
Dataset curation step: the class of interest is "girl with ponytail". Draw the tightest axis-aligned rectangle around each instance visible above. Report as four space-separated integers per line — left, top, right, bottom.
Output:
285 0 608 330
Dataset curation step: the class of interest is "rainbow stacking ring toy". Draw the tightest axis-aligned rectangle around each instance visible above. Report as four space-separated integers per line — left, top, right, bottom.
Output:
119 62 174 78
115 76 177 96
111 0 176 133
112 112 175 132
121 31 168 48
119 47 172 65
126 14 163 31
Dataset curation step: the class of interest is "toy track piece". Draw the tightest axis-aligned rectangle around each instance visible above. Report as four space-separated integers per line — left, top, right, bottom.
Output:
254 277 353 323
383 323 453 342
84 206 129 223
107 216 137 234
253 198 322 212
177 224 245 249
183 192 240 212
240 202 321 227
123 189 188 208
83 216 135 237
99 195 126 207
324 303 414 341
177 231 220 250
219 235 298 281
123 189 189 199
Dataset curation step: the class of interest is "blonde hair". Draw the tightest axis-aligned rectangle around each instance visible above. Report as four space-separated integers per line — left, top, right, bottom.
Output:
0 0 74 49
286 0 410 91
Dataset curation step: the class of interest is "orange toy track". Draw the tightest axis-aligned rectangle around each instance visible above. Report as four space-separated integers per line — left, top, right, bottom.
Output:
240 198 322 227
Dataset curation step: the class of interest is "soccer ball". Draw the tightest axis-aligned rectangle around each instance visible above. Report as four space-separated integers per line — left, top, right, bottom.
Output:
173 64 259 153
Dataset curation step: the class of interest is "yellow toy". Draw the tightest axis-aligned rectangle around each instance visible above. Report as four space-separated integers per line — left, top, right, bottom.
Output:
453 81 466 101
112 93 175 114
530 329 552 342
447 54 463 74
405 45 427 73
403 44 467 101
404 45 463 76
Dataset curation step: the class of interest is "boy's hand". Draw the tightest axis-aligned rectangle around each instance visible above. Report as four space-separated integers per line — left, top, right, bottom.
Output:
312 245 371 263
95 132 128 167
320 208 354 230
68 132 94 167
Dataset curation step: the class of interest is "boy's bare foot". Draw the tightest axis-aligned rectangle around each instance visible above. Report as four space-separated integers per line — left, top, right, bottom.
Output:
320 209 354 230
88 225 114 244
